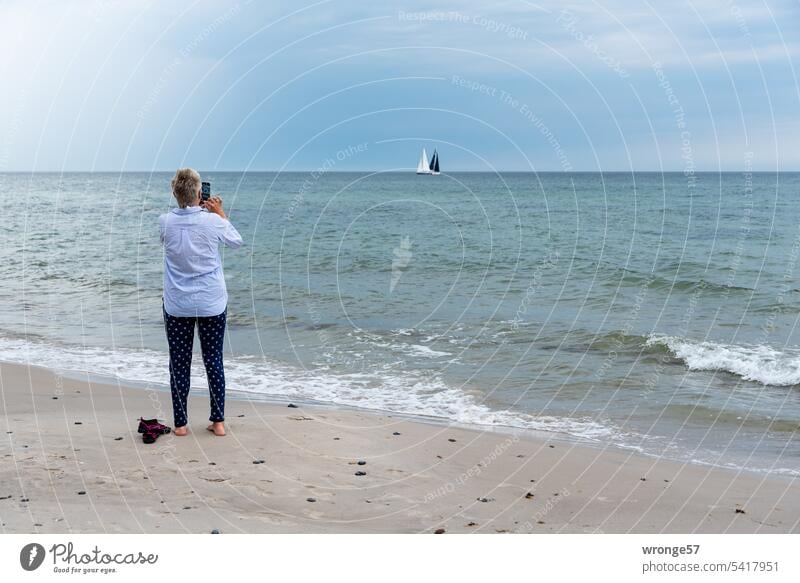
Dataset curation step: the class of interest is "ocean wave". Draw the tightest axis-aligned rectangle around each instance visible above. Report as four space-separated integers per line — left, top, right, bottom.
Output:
0 334 613 441
646 335 800 386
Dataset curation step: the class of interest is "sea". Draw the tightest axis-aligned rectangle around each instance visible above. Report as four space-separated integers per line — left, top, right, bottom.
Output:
1 171 799 476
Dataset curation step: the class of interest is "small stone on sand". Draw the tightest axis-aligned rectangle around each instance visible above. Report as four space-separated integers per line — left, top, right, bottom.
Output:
253 460 265 464
355 471 367 476
434 528 445 534
735 508 746 514
211 529 220 534
357 460 366 465
448 438 456 442
288 404 298 408
74 422 82 425
393 432 401 436
307 497 316 502
525 492 534 499
114 437 123 441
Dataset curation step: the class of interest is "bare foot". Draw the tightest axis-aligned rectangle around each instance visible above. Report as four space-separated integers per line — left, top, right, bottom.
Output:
207 422 226 436
174 426 188 436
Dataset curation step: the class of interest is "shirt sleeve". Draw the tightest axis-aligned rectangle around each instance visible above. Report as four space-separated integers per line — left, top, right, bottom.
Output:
214 216 243 249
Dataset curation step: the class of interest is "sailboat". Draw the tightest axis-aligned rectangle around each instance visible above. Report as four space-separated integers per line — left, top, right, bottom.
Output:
429 149 440 175
416 148 432 174
415 147 440 175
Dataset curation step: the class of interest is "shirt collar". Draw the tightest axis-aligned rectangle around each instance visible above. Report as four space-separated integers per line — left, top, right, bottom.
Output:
172 206 204 215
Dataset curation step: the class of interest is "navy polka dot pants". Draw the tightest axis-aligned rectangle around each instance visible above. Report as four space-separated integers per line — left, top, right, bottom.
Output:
163 305 227 428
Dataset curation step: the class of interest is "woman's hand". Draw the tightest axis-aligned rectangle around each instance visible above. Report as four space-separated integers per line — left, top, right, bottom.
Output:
201 195 226 219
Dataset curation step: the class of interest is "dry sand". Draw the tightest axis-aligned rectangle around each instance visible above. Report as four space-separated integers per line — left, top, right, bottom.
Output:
1 361 798 533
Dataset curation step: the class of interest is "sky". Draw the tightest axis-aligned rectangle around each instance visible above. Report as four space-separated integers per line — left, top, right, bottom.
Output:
0 0 798 172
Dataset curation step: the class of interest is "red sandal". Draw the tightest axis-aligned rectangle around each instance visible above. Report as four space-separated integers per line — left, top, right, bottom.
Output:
137 418 172 435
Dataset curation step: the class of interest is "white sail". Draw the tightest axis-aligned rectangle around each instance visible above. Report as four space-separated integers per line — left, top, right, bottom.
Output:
416 148 431 174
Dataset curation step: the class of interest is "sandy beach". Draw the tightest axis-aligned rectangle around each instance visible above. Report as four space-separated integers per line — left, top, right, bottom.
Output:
0 361 797 534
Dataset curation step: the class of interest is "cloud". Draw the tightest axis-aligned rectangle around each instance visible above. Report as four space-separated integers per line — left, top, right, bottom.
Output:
0 0 797 170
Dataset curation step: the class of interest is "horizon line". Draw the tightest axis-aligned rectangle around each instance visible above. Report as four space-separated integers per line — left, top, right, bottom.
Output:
1 169 797 174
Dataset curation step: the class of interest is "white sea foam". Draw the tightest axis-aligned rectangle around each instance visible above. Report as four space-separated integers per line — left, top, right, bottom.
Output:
646 335 800 386
0 334 611 440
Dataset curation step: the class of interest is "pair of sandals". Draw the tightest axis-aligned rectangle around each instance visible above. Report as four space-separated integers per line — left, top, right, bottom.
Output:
137 418 172 444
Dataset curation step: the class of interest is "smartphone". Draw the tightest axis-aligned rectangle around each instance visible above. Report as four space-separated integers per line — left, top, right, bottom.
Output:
201 181 211 202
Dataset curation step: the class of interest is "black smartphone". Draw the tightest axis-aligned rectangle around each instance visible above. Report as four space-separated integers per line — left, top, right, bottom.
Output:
201 181 211 202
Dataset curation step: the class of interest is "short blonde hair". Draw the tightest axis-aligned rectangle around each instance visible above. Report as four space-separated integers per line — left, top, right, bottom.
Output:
171 168 201 208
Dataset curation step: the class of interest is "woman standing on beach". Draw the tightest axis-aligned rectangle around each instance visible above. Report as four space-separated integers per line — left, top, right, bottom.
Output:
158 168 243 436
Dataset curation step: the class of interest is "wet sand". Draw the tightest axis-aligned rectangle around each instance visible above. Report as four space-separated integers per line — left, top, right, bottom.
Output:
1 361 798 533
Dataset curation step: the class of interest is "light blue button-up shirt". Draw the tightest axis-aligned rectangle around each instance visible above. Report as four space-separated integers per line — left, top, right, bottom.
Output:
158 206 243 317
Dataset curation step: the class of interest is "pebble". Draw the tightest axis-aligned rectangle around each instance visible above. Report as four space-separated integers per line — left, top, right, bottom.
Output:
288 404 298 408
211 529 220 534
548 445 554 448
183 506 192 510
114 437 123 441
393 432 401 436
52 397 58 400
357 460 366 466
735 508 746 514
306 497 316 503
77 491 86 495
467 521 477 527
74 422 82 425
0 495 11 500
209 462 217 466
477 497 491 503
434 528 445 534
21 498 30 502
252 460 265 464
640 477 647 481
355 471 367 476
333 437 340 440
237 414 245 418
524 492 534 499
448 438 456 443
